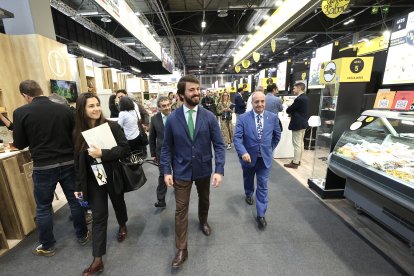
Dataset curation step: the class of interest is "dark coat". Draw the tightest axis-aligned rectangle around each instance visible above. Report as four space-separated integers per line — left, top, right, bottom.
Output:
75 121 131 199
286 93 309 131
234 92 246 114
149 112 165 159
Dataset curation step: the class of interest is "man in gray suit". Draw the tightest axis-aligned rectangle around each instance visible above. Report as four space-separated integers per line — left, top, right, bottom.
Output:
149 96 171 208
265 83 283 116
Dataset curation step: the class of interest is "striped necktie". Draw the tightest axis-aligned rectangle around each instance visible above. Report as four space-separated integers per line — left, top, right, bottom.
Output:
257 114 263 140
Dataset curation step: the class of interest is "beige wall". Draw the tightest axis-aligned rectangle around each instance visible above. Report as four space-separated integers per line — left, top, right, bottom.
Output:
0 34 73 115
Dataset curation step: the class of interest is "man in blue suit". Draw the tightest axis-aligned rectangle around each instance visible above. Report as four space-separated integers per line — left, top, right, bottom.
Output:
160 75 226 268
234 87 246 119
234 92 281 229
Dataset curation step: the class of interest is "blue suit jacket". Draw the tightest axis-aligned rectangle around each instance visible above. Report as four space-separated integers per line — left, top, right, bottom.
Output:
234 93 246 114
160 105 226 181
234 111 281 169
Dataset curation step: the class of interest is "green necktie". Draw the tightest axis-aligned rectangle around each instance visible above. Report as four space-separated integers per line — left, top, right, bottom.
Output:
188 109 195 140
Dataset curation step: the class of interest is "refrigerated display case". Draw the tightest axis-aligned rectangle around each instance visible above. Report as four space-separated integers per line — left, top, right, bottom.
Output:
328 110 414 251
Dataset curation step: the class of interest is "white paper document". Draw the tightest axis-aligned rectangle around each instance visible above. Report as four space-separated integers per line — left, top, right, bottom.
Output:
81 122 117 149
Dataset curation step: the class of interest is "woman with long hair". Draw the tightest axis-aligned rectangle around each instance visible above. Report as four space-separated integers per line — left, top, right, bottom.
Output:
73 93 131 276
117 96 145 154
216 92 234 150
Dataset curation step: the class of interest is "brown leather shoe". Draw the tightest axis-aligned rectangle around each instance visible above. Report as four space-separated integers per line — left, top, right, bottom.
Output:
284 161 299 169
117 225 127 242
172 249 188 268
200 223 211 236
82 259 104 276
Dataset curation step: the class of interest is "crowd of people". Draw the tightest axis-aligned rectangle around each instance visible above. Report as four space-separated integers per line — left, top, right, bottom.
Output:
7 76 309 275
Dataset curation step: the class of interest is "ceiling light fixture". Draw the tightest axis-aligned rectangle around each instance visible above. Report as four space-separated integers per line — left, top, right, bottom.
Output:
263 14 270 20
275 0 283 7
130 66 141 73
79 45 105 57
306 39 313 44
201 21 206 28
199 60 202 63
269 58 273 61
200 41 204 46
123 42 135 46
248 34 253 38
144 24 149 28
135 11 140 16
343 18 355 26
283 50 288 54
200 53 203 56
383 30 391 38
254 25 260 30
101 17 111 23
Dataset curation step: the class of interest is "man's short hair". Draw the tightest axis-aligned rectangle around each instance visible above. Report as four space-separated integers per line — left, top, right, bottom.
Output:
116 89 128 96
157 96 169 107
237 87 243 93
256 85 264 92
294 82 306 92
177 75 199 98
19 80 43 97
266 83 277 93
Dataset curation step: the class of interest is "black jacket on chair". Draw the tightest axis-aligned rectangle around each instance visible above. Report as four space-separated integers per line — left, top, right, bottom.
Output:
286 93 309 131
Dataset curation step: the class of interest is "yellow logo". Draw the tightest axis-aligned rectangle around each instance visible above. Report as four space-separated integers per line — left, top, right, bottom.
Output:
301 72 307 80
235 65 241 73
253 52 260 63
242 59 250 68
271 39 276 53
365 117 374 123
321 0 350 19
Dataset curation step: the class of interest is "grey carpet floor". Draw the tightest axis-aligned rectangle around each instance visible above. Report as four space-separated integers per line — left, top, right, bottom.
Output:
0 148 405 276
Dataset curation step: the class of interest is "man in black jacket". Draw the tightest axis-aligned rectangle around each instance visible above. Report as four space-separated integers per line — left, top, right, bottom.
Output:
149 96 171 208
284 82 309 169
13 80 89 257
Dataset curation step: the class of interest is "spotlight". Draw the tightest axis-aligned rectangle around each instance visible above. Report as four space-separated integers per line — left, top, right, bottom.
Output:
306 39 313 44
201 21 206 28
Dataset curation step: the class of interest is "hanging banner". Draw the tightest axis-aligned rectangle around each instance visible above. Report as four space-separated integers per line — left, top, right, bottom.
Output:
238 83 251 92
242 59 251 68
301 72 307 80
235 65 241 73
319 57 374 84
253 52 260 62
271 39 276 53
229 87 237 92
321 0 350 19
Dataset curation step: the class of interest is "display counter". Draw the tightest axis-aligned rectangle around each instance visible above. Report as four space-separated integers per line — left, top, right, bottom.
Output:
328 110 414 252
273 114 294 158
0 150 35 247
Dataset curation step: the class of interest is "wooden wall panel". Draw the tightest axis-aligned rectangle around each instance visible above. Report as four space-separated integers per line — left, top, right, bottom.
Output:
0 34 73 114
3 157 36 235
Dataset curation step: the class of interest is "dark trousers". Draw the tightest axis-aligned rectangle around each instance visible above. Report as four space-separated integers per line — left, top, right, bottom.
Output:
174 177 210 250
87 178 128 257
32 164 87 249
156 158 166 202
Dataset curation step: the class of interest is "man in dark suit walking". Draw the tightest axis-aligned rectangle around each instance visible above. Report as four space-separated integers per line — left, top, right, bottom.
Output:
284 82 309 169
160 75 226 268
234 92 281 229
234 87 246 120
149 96 171 208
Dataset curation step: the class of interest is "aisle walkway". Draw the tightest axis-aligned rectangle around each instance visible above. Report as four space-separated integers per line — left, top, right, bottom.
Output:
0 149 404 275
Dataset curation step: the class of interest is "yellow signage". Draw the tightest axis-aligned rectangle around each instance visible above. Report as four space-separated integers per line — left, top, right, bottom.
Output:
319 57 374 84
301 72 307 80
261 78 278 87
271 39 276 53
235 65 241 73
242 59 251 68
229 87 237 93
321 0 350 19
238 83 251 92
253 52 260 62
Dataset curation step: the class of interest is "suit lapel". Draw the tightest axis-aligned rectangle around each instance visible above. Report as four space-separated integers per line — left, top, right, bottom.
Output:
176 106 191 139
193 107 205 140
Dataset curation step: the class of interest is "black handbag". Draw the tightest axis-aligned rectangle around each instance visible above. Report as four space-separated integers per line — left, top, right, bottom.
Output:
221 111 232 121
135 111 149 146
113 151 158 194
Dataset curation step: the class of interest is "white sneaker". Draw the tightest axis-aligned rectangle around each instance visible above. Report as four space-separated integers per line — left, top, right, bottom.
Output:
226 144 232 150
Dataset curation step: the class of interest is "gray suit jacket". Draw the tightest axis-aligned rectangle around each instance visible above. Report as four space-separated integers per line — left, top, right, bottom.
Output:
265 93 283 116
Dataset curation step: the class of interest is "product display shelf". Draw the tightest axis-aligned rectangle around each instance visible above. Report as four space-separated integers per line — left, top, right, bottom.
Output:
328 110 414 252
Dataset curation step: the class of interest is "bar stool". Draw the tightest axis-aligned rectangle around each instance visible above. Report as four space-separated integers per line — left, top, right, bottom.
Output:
307 115 321 150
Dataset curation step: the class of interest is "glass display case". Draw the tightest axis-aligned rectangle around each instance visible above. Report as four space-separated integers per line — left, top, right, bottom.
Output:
309 83 339 189
328 110 414 250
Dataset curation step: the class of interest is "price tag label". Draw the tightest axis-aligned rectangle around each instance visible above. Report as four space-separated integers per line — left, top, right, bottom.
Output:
378 99 389 108
395 100 408 109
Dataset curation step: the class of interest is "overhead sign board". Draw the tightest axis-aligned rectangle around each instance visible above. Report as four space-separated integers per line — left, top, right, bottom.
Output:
94 0 161 60
319 57 374 84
